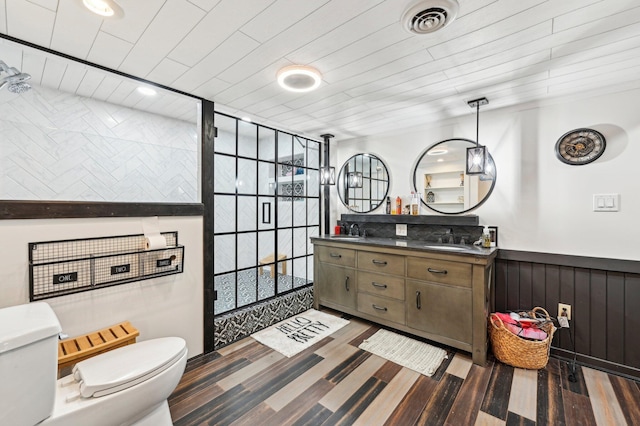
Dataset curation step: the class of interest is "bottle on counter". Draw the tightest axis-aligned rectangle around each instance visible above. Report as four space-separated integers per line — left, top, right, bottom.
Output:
386 196 391 214
482 226 491 248
395 196 402 215
411 192 419 216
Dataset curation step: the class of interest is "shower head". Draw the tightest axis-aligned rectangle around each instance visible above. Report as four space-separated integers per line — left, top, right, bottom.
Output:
8 82 31 93
0 60 32 93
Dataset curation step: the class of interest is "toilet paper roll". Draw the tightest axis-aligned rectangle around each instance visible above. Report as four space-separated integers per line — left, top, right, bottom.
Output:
145 234 167 250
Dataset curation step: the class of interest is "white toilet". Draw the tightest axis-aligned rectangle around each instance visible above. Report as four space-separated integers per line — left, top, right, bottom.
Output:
0 302 188 426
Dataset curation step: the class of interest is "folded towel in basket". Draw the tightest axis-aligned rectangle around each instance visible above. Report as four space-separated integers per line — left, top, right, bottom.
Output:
493 312 548 341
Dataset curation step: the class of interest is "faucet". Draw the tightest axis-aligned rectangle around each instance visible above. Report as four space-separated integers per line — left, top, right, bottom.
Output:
444 228 455 244
349 223 360 236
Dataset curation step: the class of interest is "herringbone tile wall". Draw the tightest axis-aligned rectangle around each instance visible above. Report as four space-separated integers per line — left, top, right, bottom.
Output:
0 86 199 202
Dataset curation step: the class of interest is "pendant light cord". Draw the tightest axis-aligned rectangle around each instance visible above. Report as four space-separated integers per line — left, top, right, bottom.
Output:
476 102 480 147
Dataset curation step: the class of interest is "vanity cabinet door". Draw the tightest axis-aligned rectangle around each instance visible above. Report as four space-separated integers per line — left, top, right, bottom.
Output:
316 262 356 310
406 280 472 345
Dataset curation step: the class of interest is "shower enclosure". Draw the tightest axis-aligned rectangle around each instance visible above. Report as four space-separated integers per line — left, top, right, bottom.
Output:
213 112 320 316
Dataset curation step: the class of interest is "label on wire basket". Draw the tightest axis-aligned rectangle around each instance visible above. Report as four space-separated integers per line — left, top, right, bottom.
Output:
53 272 78 285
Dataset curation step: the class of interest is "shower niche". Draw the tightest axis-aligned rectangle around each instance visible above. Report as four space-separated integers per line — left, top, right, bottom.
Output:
275 153 306 201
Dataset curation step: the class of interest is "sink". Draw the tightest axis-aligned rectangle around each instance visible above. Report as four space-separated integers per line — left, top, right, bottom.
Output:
330 235 362 240
423 245 470 252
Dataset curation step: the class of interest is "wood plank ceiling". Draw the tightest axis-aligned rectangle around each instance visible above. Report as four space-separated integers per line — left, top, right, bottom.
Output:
1 0 639 140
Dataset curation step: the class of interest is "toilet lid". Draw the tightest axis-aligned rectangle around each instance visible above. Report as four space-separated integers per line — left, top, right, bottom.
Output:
73 336 187 398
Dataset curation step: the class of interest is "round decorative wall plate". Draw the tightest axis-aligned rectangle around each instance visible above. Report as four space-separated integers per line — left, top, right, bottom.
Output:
555 128 606 165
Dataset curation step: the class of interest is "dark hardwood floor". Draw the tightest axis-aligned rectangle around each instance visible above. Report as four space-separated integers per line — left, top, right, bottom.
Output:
168 312 640 425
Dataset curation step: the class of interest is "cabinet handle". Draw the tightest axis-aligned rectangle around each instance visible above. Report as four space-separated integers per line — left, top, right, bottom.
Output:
371 282 387 289
416 291 421 310
345 276 350 291
330 253 342 258
427 267 448 275
372 259 388 265
372 304 388 311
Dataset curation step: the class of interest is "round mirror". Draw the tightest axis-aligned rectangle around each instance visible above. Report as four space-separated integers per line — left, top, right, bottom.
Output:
413 138 497 214
338 153 390 213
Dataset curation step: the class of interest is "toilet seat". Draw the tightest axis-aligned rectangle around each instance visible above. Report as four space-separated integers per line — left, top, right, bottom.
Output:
72 337 187 398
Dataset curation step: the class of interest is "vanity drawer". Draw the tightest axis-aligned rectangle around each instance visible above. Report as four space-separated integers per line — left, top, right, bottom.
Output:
357 251 404 275
406 257 471 288
357 271 405 300
357 293 405 325
316 245 356 267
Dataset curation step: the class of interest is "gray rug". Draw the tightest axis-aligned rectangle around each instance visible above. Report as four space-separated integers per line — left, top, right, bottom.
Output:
359 329 447 376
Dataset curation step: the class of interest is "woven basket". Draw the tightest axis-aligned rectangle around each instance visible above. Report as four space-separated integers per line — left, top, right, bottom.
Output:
489 307 556 370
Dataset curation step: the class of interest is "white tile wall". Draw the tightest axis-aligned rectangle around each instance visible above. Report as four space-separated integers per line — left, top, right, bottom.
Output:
0 86 199 202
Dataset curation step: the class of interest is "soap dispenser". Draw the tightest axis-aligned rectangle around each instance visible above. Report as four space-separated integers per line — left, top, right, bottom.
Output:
482 226 491 248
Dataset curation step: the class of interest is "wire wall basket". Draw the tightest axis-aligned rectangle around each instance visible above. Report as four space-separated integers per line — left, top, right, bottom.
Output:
29 232 184 301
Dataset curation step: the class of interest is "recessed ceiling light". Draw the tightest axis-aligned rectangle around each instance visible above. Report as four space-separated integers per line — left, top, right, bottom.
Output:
241 117 252 122
137 86 156 96
427 149 448 155
277 65 322 93
82 0 124 18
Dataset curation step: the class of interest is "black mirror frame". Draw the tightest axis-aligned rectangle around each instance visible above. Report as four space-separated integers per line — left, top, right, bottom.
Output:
412 138 497 215
337 153 390 213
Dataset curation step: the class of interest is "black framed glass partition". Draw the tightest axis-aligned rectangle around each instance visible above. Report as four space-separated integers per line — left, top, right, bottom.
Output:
213 112 320 315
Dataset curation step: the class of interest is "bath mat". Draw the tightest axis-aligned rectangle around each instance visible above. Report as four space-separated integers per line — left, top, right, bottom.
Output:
358 329 447 377
251 309 349 357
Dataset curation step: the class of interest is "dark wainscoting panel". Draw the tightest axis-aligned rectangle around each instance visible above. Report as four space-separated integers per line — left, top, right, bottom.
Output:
495 249 640 379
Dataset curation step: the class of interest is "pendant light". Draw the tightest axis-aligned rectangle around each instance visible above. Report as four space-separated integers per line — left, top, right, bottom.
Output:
466 97 489 175
320 167 335 185
347 172 363 188
320 134 335 185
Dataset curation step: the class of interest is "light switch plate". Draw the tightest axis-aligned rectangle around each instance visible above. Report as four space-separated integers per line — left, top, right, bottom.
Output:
396 224 407 236
593 194 620 212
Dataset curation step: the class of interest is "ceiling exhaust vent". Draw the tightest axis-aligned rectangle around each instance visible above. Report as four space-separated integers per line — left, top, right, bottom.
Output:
401 0 459 35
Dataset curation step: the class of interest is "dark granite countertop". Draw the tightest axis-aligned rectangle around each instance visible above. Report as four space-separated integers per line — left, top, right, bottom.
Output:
310 235 498 257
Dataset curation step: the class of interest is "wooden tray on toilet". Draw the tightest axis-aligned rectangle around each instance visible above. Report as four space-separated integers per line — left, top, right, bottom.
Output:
58 321 139 376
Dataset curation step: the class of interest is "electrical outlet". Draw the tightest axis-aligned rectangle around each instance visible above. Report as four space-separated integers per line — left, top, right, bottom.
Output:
396 224 407 236
558 303 572 321
558 316 570 328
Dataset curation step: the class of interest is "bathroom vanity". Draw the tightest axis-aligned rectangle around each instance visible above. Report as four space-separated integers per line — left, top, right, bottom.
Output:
311 236 497 365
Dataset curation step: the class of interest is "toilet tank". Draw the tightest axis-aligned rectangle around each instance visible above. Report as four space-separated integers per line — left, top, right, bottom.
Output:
0 302 62 426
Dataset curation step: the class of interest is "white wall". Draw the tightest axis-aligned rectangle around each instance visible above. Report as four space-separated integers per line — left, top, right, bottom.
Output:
334 88 640 261
0 216 204 357
0 85 199 203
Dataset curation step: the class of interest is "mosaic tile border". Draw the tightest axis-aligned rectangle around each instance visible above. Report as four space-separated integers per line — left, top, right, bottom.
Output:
213 286 314 350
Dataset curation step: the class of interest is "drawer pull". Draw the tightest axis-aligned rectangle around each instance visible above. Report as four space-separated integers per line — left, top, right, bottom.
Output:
416 291 421 310
371 282 387 289
372 259 388 265
427 267 448 275
330 253 342 258
345 276 350 291
372 304 388 312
